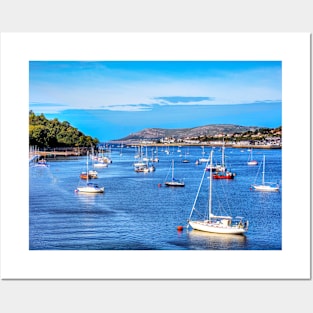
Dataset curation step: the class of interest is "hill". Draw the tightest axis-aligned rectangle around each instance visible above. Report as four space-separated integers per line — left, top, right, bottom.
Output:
116 124 261 142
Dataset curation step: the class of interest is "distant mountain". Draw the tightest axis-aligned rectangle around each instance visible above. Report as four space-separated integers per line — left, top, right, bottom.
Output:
115 124 262 141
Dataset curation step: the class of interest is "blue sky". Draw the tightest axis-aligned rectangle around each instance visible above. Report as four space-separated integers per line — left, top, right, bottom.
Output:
29 61 282 142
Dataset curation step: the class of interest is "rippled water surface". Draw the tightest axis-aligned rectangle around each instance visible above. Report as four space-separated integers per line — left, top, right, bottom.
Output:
29 146 282 250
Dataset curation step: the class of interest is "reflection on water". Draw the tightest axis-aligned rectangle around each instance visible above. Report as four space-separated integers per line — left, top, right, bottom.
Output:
75 192 104 206
187 229 247 250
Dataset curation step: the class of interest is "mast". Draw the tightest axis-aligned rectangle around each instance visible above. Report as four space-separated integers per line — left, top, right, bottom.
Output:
208 149 213 221
187 157 208 227
86 151 89 184
262 155 265 185
172 159 174 180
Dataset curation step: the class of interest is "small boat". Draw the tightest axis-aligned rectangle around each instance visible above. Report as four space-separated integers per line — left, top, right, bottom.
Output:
213 171 235 179
76 152 104 193
247 148 258 165
151 148 159 162
34 158 49 167
199 146 210 162
164 160 185 187
187 149 248 235
250 155 279 192
134 163 155 173
181 149 190 163
212 146 235 179
75 182 105 193
195 159 202 165
80 170 98 180
93 162 108 168
182 159 190 163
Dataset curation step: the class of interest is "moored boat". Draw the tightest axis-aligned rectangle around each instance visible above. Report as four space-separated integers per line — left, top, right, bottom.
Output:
187 149 248 235
164 159 185 187
250 155 279 192
76 152 104 193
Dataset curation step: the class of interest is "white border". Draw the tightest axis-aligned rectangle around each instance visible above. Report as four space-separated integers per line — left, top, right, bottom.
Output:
0 33 311 279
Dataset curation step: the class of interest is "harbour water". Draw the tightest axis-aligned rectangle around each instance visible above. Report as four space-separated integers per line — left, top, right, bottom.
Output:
29 146 282 250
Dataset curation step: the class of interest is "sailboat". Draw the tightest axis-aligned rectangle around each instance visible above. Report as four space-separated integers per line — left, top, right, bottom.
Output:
164 159 185 187
187 149 248 235
75 152 104 193
181 148 190 163
247 148 258 165
212 145 235 179
199 146 210 162
250 155 279 192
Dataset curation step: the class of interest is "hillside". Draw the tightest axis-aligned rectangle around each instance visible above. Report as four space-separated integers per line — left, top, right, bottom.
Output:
116 124 261 141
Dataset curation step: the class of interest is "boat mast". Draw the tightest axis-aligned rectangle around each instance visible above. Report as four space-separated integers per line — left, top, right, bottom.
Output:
172 159 174 180
86 151 89 184
262 155 265 185
187 157 208 227
208 149 213 221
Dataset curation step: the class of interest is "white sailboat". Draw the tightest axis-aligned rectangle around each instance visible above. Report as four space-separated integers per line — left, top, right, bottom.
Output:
187 149 248 235
75 152 104 193
247 148 258 165
199 146 210 162
164 159 185 187
250 155 279 192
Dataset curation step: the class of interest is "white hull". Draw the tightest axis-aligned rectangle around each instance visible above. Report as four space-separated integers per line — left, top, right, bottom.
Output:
251 184 279 192
189 220 246 235
93 163 108 168
247 160 258 166
76 186 104 193
165 181 185 187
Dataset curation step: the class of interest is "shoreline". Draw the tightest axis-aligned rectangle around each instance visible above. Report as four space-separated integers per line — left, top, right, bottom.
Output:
108 141 281 149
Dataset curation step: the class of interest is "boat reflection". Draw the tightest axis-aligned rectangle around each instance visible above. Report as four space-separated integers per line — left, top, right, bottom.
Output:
75 192 104 205
187 229 247 250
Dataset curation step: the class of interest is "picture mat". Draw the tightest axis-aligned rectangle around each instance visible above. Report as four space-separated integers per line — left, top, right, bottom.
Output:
0 32 310 279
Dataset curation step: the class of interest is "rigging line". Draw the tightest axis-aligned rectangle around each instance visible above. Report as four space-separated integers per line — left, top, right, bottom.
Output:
187 158 210 226
218 179 232 216
253 160 262 184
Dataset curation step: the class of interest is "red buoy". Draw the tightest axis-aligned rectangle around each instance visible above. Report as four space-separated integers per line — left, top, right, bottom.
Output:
158 183 162 187
177 225 183 231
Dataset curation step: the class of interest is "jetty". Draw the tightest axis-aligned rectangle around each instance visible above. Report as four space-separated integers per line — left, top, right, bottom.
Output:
29 147 86 161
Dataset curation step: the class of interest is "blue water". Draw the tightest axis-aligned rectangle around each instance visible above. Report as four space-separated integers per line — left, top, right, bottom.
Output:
29 146 282 250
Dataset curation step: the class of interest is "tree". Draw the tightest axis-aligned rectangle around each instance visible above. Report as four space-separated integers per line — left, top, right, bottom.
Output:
29 111 99 148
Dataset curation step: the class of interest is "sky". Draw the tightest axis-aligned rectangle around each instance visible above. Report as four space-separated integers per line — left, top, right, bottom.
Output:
29 61 282 142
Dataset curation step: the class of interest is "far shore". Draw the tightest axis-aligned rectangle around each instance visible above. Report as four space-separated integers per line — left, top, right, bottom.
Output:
30 142 281 158
108 141 281 149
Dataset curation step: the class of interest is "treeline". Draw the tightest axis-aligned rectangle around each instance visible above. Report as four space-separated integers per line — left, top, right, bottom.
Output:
29 111 99 148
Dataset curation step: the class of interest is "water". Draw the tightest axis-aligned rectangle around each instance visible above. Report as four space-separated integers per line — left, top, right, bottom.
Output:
29 146 282 250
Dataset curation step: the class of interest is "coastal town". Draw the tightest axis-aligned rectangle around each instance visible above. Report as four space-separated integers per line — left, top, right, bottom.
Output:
112 126 282 149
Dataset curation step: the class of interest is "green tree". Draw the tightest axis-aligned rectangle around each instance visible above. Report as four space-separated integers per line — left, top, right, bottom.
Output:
29 111 99 148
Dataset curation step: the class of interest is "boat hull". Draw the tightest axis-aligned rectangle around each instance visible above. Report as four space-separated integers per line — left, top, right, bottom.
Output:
188 221 246 235
165 182 185 187
76 187 104 193
247 160 258 165
251 185 279 192
93 163 108 168
213 173 235 179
